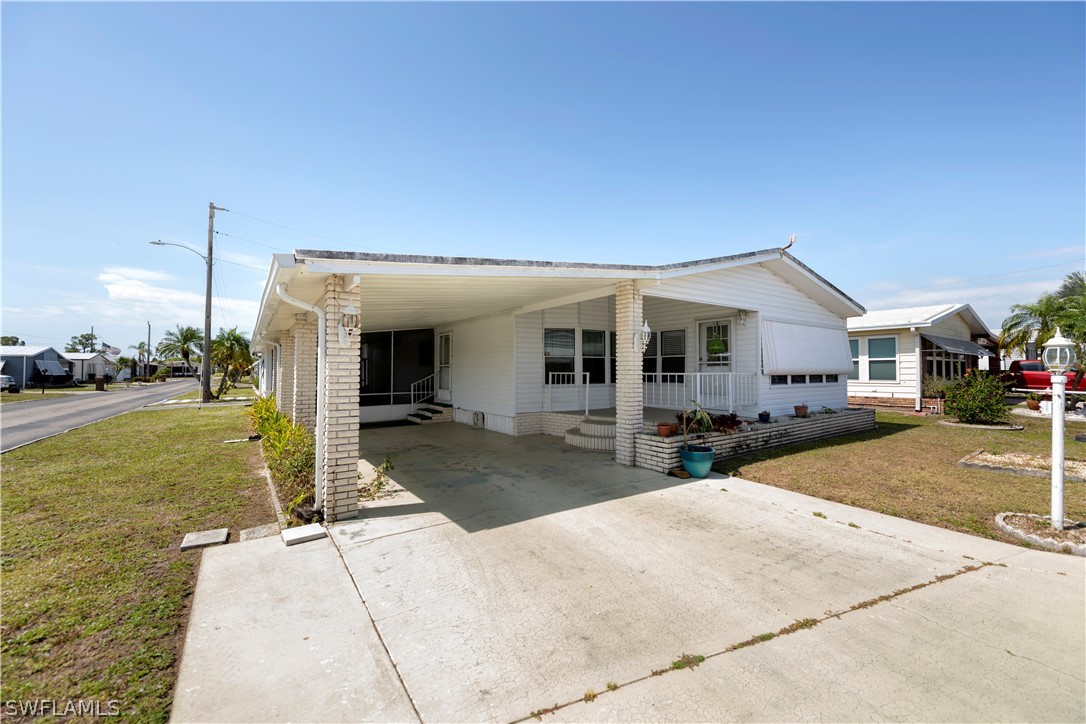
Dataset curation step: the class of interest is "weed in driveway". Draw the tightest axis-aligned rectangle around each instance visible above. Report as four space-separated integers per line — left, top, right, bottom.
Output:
813 511 827 519
583 689 597 703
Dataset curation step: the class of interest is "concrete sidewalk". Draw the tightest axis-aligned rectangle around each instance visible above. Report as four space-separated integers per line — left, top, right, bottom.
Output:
170 535 418 723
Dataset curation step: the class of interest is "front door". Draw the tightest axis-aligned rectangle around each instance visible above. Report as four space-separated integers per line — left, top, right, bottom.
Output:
698 320 732 409
437 333 452 402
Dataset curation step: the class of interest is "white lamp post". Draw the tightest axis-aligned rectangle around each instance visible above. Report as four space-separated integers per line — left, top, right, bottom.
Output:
1041 328 1076 531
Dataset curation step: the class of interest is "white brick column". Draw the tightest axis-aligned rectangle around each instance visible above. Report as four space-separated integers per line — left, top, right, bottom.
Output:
321 275 361 521
278 334 296 417
293 313 318 432
614 280 644 467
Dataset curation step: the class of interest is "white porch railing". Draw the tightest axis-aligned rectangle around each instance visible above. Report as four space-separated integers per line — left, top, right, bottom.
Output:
410 374 435 405
544 372 591 414
643 372 758 412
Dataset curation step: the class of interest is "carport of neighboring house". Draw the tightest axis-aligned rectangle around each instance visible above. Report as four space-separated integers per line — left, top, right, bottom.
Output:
250 246 867 521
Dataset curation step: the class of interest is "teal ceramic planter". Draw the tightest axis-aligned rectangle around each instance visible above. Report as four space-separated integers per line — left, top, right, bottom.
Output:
679 445 715 478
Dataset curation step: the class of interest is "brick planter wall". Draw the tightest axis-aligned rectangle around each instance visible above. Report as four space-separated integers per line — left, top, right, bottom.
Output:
849 396 944 412
634 408 877 474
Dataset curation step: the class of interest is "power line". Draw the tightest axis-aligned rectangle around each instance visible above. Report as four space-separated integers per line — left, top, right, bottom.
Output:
865 258 1083 297
215 258 266 273
223 208 378 252
214 229 279 251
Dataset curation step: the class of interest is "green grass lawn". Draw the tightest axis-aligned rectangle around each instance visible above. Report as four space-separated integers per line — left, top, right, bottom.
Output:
167 378 256 402
714 410 1086 544
1 406 273 722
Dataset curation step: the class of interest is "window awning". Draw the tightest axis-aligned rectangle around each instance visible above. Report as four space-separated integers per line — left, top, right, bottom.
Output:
35 360 68 376
922 334 994 357
762 321 853 375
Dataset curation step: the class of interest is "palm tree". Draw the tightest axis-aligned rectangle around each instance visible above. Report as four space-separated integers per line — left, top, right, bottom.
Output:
116 355 135 380
156 324 203 378
1000 292 1066 354
1056 271 1085 301
211 327 254 398
129 342 149 377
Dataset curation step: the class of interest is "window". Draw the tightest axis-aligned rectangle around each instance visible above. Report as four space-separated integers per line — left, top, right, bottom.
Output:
848 339 859 381
825 374 839 383
791 374 806 384
582 330 606 384
544 329 575 384
868 337 897 381
809 374 824 384
771 375 788 385
703 322 731 368
660 330 686 374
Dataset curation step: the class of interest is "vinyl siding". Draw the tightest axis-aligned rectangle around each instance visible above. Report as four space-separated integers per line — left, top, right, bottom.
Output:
846 330 918 402
436 313 516 420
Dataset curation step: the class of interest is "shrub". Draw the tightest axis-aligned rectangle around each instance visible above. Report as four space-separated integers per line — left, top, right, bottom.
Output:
248 395 317 512
921 375 952 399
944 371 1008 425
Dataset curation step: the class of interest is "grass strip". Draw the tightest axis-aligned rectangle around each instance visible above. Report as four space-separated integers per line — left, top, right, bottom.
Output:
1 406 273 722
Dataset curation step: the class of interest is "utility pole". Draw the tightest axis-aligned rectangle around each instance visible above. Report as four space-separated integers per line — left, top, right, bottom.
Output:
202 202 227 403
147 322 152 377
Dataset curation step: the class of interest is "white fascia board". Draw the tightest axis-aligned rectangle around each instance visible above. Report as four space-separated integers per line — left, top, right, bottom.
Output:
652 250 783 279
768 256 866 318
253 253 298 345
301 259 656 280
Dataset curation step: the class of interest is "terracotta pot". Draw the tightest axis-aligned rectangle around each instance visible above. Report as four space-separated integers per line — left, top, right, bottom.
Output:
657 423 674 437
1026 399 1041 411
794 405 809 418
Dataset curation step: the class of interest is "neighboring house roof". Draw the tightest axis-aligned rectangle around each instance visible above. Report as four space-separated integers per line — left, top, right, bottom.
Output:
847 304 992 337
253 246 865 347
0 345 70 361
64 352 110 361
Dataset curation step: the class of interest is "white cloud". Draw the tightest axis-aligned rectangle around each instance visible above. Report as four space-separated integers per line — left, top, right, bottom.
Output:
99 266 174 282
1010 246 1085 261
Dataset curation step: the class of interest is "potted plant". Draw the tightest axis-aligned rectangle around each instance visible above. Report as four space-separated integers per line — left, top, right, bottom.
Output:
676 400 715 478
794 403 809 418
758 410 771 423
1025 392 1041 411
657 421 678 437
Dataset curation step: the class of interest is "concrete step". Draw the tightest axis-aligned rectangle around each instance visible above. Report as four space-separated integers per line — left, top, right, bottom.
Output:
407 406 455 425
578 418 616 437
564 427 616 452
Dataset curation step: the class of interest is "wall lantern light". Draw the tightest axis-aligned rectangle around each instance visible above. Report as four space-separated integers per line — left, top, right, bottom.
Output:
635 320 652 353
338 303 360 347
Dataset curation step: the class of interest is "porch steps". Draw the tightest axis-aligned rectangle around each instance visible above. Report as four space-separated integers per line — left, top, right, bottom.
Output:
563 416 616 452
407 402 455 425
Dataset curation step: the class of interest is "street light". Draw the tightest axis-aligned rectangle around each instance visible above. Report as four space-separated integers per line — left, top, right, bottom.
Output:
149 238 213 404
1042 328 1077 531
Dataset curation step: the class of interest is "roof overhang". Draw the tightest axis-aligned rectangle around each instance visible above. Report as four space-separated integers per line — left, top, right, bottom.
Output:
251 248 865 347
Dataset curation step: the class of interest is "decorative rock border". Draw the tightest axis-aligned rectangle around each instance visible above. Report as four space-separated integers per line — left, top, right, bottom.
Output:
958 449 1086 483
995 512 1086 556
938 420 1023 431
1011 407 1086 424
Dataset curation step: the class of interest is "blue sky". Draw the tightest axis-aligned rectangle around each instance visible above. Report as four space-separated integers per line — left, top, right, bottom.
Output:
3 2 1083 352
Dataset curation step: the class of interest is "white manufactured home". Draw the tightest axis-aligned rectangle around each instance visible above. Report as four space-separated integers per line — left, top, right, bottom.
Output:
252 246 871 520
846 304 996 411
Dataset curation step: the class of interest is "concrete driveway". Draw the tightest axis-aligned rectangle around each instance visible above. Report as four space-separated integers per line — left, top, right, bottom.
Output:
328 424 1084 723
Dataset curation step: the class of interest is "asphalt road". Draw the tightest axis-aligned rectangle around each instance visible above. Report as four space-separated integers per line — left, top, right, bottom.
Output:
0 379 200 453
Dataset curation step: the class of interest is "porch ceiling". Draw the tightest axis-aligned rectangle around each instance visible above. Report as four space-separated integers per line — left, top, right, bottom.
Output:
261 270 623 336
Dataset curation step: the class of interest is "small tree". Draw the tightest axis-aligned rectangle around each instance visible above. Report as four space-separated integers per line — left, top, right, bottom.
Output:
1 336 24 346
65 332 98 353
944 371 1009 425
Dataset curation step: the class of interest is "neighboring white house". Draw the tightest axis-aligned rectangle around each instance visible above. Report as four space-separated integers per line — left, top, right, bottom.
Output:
846 304 996 411
64 352 116 382
0 346 72 388
251 246 872 521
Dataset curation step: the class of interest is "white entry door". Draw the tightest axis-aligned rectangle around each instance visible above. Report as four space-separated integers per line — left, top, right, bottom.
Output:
437 333 452 402
698 320 732 409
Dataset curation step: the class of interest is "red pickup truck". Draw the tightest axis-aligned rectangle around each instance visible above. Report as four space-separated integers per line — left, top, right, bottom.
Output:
1002 360 1080 390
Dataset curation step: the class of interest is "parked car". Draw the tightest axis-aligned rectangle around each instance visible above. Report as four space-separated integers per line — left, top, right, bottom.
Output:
1 374 18 393
1002 360 1079 390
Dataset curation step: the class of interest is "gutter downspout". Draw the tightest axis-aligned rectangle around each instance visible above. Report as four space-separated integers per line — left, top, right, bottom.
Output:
912 327 922 412
275 284 326 513
271 341 282 399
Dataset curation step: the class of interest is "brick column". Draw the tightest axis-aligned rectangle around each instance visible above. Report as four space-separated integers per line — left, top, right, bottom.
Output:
321 275 361 521
293 313 318 432
278 334 296 417
614 280 644 467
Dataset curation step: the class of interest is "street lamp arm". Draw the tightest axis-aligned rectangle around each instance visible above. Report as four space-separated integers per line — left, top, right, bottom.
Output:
149 239 207 261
